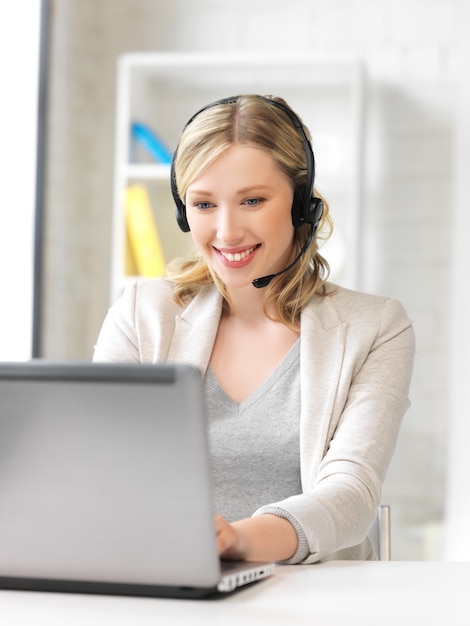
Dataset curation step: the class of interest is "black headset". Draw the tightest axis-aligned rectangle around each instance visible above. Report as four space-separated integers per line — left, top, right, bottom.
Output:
170 95 324 234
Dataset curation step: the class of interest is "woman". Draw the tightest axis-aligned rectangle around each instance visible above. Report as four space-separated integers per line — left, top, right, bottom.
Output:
94 95 415 564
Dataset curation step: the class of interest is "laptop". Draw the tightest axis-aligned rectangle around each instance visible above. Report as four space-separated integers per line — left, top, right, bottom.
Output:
0 360 274 598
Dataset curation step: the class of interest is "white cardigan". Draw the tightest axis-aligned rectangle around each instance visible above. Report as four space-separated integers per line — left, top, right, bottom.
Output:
93 279 415 563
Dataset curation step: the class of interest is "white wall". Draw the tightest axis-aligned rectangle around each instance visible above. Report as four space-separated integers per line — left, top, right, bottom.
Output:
0 1 42 360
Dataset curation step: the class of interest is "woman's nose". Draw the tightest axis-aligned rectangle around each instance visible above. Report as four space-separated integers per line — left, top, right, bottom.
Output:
216 206 243 242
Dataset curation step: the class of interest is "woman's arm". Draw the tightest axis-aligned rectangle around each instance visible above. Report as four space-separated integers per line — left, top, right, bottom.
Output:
249 295 415 564
215 514 298 562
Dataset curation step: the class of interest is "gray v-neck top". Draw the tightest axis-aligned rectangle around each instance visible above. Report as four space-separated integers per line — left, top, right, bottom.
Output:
204 339 302 523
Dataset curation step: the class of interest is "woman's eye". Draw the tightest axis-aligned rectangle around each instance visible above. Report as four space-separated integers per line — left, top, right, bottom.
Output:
244 197 263 207
194 201 213 210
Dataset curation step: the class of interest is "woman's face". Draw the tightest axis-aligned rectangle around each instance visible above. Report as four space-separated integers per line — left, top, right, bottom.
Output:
185 144 295 290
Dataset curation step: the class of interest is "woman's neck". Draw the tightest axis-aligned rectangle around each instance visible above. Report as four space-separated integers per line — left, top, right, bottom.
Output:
224 283 276 324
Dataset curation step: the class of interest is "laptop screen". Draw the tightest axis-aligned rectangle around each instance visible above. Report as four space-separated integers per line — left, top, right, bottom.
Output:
0 361 222 591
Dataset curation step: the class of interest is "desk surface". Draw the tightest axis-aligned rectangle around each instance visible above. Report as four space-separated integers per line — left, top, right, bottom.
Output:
1 561 468 626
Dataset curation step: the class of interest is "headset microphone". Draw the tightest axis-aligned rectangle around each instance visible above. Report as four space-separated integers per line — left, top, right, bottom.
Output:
252 223 316 289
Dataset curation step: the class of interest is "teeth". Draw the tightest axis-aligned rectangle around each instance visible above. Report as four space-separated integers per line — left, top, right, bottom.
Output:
221 247 255 262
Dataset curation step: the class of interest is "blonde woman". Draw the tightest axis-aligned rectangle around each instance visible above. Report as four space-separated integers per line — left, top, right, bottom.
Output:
94 95 415 564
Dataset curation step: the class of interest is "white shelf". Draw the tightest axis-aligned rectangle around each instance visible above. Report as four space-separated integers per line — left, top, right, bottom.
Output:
124 164 171 180
110 53 364 304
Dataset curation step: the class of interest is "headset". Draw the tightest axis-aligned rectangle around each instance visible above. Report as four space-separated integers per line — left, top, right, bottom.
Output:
170 95 323 233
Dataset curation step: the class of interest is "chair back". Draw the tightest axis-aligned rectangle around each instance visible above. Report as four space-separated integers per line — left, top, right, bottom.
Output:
368 504 391 561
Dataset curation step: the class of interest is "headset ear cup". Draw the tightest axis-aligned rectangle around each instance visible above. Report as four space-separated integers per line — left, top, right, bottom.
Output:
291 191 304 228
171 159 191 232
309 197 324 228
292 195 324 228
175 204 190 232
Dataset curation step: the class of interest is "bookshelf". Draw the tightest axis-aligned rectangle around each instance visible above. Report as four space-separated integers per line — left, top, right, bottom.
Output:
111 52 364 304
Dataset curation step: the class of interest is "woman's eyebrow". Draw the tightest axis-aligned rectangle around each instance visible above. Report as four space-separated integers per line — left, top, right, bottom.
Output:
236 185 274 194
187 184 274 196
186 188 214 196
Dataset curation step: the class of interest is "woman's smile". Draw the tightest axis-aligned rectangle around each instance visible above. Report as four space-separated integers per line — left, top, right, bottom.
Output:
215 244 261 267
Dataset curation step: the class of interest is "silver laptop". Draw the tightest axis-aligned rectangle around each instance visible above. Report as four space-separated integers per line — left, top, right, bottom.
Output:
0 361 274 598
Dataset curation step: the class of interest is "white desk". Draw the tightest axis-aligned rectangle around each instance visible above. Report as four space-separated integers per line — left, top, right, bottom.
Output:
1 561 468 626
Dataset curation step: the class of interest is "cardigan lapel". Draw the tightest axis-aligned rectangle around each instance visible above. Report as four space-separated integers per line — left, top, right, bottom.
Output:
299 293 347 487
167 286 223 374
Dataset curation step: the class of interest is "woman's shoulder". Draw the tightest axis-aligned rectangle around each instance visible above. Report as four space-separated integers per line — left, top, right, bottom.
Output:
132 276 178 302
310 282 412 327
117 277 220 319
111 277 179 315
325 282 397 307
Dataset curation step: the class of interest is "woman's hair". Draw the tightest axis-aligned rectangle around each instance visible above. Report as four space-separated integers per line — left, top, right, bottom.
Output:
167 94 333 330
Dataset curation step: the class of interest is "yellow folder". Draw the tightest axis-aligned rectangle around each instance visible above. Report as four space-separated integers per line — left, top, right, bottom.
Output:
125 185 165 277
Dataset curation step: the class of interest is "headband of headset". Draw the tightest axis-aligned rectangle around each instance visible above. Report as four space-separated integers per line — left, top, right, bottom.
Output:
170 95 323 233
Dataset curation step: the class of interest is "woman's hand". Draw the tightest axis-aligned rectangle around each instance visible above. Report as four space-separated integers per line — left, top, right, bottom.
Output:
214 514 248 560
214 513 298 562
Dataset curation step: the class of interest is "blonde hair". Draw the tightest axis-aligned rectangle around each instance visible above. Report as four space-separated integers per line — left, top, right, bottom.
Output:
167 94 333 330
